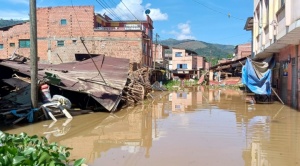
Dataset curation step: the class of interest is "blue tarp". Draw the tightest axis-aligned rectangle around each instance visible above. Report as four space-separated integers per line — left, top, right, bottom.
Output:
10 108 39 123
242 58 272 95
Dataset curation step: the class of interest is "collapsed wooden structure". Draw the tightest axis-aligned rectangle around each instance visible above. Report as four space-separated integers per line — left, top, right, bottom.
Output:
122 67 152 105
0 56 153 125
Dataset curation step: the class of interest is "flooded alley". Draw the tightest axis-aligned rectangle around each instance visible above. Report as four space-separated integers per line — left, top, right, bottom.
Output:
2 86 300 166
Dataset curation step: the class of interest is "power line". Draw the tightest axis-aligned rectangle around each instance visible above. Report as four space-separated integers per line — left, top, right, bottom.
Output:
192 0 245 21
95 0 122 21
70 0 107 84
192 0 269 25
107 0 132 20
120 0 141 22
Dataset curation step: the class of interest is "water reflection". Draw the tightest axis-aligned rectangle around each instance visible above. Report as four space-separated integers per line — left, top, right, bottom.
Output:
43 118 72 139
2 87 300 166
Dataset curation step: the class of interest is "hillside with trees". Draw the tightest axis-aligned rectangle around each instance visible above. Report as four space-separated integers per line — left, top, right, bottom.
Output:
159 39 235 65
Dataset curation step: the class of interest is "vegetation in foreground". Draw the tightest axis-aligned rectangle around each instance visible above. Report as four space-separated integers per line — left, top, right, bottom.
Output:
0 131 85 166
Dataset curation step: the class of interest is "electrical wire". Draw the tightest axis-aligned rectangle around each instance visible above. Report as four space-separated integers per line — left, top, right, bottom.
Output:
192 0 246 21
192 0 268 25
120 0 141 22
95 0 122 21
107 0 132 20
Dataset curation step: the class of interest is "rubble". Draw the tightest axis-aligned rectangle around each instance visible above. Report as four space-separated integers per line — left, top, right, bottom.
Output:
0 56 153 124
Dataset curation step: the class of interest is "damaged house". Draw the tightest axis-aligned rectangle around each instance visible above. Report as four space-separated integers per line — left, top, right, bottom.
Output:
0 6 154 123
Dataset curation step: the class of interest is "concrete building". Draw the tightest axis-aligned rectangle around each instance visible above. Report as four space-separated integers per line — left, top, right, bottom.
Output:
0 6 153 70
234 43 251 60
249 0 300 108
171 48 205 79
152 44 169 69
205 61 211 71
151 44 169 82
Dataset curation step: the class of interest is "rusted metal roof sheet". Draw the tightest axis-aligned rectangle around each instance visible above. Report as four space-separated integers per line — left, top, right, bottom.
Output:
210 56 248 70
0 55 130 111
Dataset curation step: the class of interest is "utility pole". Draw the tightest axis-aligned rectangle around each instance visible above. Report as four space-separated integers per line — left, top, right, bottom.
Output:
30 0 38 108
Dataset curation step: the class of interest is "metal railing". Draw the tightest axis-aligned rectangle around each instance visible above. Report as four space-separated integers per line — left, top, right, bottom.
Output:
94 26 145 32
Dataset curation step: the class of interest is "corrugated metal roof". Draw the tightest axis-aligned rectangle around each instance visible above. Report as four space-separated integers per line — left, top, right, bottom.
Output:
0 55 130 111
0 20 28 30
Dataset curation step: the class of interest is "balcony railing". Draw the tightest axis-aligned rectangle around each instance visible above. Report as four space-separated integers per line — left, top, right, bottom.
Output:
94 25 145 32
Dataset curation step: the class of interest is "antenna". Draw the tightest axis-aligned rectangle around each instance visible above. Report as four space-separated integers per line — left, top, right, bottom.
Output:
145 9 151 15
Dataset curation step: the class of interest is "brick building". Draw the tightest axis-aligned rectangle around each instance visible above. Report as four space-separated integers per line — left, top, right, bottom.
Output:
0 6 153 70
233 43 251 60
152 44 169 69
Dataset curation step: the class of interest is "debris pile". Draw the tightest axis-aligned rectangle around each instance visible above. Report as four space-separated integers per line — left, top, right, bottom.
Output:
122 67 152 105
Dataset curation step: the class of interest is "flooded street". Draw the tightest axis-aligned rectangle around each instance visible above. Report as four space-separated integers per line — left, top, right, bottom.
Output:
2 86 300 166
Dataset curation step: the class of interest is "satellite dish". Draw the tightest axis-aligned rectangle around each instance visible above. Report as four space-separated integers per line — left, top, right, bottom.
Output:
145 9 150 15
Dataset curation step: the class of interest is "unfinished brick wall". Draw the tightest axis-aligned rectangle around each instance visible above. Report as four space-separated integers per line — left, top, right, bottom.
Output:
49 38 142 64
37 6 95 38
0 22 30 59
235 43 251 59
205 62 210 70
0 6 151 70
196 56 204 69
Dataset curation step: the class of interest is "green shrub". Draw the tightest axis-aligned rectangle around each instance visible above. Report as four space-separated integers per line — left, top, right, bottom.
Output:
0 131 85 166
163 79 198 90
163 80 180 90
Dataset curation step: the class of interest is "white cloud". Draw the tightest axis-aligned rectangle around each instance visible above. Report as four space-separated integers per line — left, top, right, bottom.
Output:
7 0 28 4
0 10 28 20
170 21 196 40
97 0 168 21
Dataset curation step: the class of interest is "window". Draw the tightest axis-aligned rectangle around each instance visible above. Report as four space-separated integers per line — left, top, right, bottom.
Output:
19 39 30 48
72 40 77 44
177 64 187 69
175 105 181 109
265 0 269 24
177 92 187 99
0 44 3 50
10 43 15 47
60 19 67 25
280 0 285 7
277 0 285 8
175 52 182 57
57 40 64 47
143 43 147 54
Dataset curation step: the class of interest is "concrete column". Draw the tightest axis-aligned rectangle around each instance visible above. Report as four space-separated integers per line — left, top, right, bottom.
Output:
285 0 291 26
209 70 213 81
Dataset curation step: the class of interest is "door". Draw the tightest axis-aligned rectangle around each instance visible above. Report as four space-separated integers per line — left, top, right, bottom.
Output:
292 57 298 108
279 61 288 104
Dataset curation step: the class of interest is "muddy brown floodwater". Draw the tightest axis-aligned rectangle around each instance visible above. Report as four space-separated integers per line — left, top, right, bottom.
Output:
2 86 300 166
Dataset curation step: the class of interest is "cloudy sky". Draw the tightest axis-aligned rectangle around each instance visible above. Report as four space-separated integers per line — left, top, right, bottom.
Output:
0 0 253 45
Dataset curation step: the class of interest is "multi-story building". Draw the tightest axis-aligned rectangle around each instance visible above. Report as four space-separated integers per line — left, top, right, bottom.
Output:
234 43 251 60
171 48 205 79
151 44 169 82
249 0 300 108
205 61 210 71
152 44 169 69
0 6 153 70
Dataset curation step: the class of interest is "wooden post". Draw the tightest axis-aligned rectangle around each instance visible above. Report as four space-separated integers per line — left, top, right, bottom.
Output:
30 0 38 108
272 88 284 105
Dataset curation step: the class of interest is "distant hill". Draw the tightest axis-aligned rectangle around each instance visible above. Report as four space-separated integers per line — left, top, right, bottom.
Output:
159 38 235 59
